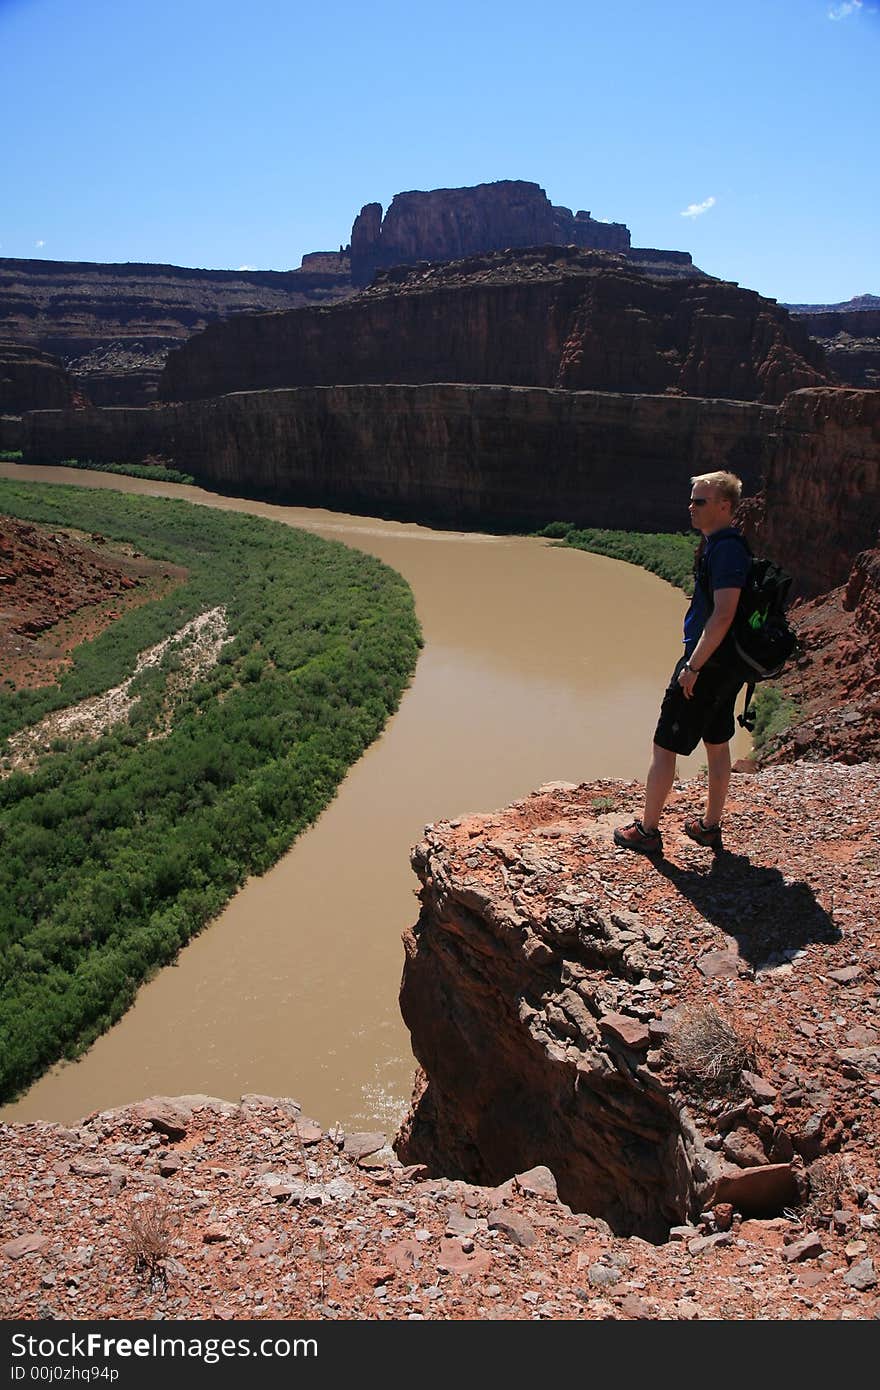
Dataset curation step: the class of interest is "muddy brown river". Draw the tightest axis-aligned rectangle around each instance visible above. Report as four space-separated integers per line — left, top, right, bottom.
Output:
0 464 750 1130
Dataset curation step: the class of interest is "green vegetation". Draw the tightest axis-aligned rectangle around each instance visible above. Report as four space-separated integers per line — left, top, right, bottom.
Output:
749 684 799 754
58 458 196 485
0 450 23 462
536 521 698 594
0 480 422 1102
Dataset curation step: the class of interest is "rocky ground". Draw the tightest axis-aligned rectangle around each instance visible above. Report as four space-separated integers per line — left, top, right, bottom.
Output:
758 543 880 764
1 519 878 1322
1 1077 877 1323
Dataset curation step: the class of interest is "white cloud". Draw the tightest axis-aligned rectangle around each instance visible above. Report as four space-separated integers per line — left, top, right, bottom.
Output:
828 1 862 18
237 264 256 271
35 238 45 247
680 196 716 219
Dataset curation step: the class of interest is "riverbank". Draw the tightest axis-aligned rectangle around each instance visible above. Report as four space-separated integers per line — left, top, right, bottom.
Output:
0 481 421 1103
1 463 737 1132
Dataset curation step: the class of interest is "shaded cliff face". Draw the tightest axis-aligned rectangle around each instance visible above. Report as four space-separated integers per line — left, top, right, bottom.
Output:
0 342 78 413
396 770 878 1240
785 301 880 389
349 179 631 286
0 182 671 406
160 246 830 405
20 385 775 533
17 383 877 601
743 388 880 597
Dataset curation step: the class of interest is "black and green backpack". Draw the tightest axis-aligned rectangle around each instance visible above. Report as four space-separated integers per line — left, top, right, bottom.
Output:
697 534 800 732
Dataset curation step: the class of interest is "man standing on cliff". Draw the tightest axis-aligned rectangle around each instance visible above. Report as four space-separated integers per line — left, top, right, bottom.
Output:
613 470 750 856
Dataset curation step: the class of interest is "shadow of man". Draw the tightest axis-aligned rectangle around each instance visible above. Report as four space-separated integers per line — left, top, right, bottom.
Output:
651 850 840 970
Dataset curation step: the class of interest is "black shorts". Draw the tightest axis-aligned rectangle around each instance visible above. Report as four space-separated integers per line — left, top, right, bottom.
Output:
653 655 745 756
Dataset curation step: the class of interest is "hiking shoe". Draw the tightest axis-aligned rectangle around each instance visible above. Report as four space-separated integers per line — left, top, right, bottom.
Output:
613 820 663 855
683 816 723 852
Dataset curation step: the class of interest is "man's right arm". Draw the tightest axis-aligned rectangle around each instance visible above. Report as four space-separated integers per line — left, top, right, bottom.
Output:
687 587 741 670
679 586 741 697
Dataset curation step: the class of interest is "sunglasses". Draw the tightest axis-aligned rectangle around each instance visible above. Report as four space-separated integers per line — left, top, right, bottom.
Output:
689 498 710 507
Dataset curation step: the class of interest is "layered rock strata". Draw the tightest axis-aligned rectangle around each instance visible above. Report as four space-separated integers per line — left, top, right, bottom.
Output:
159 247 829 405
0 257 352 405
785 297 880 389
787 309 880 390
396 769 878 1241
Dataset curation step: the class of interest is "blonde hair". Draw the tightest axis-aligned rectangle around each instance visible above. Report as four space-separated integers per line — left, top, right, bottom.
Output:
690 470 742 508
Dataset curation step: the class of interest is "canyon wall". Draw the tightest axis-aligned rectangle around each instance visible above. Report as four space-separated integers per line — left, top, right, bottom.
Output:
19 385 775 533
786 305 880 389
744 389 880 597
159 248 830 406
0 257 352 405
18 384 880 597
0 343 78 413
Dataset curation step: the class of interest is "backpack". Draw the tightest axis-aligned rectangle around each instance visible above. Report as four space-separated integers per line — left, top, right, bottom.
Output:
697 534 799 733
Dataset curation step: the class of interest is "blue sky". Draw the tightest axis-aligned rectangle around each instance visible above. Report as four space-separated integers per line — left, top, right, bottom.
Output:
1 0 877 304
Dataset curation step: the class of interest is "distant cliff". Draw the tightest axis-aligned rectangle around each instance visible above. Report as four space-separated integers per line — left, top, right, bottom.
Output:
349 179 632 286
160 247 830 406
0 342 78 413
0 180 697 406
0 257 352 406
785 297 880 390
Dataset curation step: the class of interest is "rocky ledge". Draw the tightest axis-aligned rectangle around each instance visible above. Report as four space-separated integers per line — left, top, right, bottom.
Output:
397 766 879 1251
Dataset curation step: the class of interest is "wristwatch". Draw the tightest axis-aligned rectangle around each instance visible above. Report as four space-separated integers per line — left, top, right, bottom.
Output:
684 660 700 674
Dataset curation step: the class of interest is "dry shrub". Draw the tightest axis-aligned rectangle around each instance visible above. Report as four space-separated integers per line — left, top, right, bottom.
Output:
120 1192 177 1285
663 1000 756 1097
804 1155 855 1227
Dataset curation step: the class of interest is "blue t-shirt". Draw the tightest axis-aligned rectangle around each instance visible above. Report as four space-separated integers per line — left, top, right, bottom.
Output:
683 526 750 652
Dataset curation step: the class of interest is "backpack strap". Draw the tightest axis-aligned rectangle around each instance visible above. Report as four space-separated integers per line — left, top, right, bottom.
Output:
695 529 752 608
737 681 757 732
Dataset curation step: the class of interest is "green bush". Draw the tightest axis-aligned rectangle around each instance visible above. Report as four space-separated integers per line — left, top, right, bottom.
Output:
750 685 799 753
536 522 698 594
55 459 195 484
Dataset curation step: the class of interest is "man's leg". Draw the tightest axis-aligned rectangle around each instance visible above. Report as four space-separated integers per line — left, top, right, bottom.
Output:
703 739 731 827
643 742 677 830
